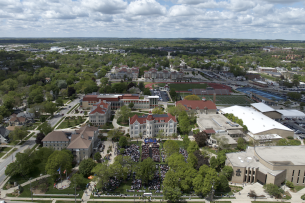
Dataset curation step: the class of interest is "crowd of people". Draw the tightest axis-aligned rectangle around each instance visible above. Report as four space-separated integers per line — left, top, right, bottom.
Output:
103 177 122 192
131 172 142 190
122 144 140 162
160 164 169 181
161 149 167 162
152 144 160 162
141 144 150 161
179 148 188 162
148 167 161 190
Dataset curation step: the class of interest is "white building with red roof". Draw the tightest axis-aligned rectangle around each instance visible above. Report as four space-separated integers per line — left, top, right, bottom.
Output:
129 111 177 138
89 100 111 126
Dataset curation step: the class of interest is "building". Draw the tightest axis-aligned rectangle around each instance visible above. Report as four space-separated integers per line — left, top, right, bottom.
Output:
220 106 294 140
257 67 277 73
0 126 10 144
249 80 269 88
8 112 35 126
89 100 111 126
129 112 177 138
208 133 237 149
144 68 184 80
251 103 282 120
42 125 98 163
226 146 305 186
109 66 139 80
81 94 159 110
197 113 243 148
251 102 305 120
175 100 217 114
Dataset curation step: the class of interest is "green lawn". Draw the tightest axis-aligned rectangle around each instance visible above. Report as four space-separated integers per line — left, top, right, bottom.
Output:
179 94 252 106
2 148 17 159
89 202 204 203
252 202 290 203
158 83 208 91
259 73 278 81
24 132 35 141
0 147 12 152
0 152 6 158
14 201 52 203
57 117 85 129
11 177 88 198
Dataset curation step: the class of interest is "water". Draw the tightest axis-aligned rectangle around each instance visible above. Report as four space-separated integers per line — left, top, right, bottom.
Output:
236 87 285 101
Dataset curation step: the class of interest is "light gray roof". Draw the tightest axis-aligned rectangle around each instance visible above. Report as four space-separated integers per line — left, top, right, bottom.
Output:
276 110 305 118
251 103 275 113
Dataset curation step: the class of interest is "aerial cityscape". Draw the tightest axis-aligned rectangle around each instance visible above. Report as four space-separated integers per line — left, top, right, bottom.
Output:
1 1 305 203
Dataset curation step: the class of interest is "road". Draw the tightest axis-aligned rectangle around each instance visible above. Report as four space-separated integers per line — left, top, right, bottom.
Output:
48 98 81 128
0 97 82 187
0 137 36 185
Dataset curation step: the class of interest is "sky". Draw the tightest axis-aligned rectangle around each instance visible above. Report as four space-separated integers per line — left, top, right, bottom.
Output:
0 0 305 40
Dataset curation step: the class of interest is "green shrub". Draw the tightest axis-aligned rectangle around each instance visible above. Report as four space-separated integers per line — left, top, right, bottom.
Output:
287 136 294 140
286 181 294 188
120 148 125 154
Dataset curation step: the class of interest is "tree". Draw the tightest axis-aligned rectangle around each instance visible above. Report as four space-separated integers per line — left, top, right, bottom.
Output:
79 158 96 177
107 128 123 140
152 107 164 114
210 156 218 169
9 127 28 142
218 174 229 191
119 136 128 148
115 105 131 124
170 88 177 101
128 102 134 109
92 163 112 189
71 173 87 189
94 153 102 161
163 140 179 158
38 122 52 135
221 166 233 180
5 149 34 177
135 157 156 185
263 183 284 198
163 186 182 201
237 137 245 150
212 134 229 149
184 95 201 100
143 88 151 95
45 150 73 176
56 98 64 107
0 105 10 117
35 133 45 145
183 135 190 149
187 141 199 154
68 86 76 97
194 131 208 147
139 82 145 91
44 101 57 116
187 152 198 169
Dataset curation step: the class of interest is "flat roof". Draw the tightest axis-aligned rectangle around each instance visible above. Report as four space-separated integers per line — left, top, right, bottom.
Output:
255 146 305 165
226 147 283 175
276 110 305 118
251 102 275 113
197 114 243 132
221 106 293 134
212 133 237 145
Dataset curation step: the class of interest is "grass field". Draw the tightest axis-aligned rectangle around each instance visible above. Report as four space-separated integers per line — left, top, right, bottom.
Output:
179 94 252 106
0 147 12 152
158 83 208 91
57 116 86 129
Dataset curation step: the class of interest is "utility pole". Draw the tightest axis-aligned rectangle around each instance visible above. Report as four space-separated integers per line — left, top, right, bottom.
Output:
75 184 76 203
29 177 33 201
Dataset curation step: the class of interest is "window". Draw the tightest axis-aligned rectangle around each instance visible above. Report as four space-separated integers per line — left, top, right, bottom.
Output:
293 170 295 176
292 177 294 182
303 177 305 184
299 170 301 176
297 177 299 184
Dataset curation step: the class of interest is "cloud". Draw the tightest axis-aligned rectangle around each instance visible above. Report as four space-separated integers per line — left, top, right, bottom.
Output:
83 0 128 14
228 0 257 12
126 0 166 16
168 5 200 16
176 0 208 4
261 0 303 3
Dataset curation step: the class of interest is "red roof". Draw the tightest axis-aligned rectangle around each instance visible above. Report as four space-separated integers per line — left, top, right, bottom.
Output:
176 100 217 110
204 129 216 134
90 101 109 115
129 113 176 124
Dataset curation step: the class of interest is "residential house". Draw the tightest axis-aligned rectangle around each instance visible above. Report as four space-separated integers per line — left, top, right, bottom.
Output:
144 68 184 80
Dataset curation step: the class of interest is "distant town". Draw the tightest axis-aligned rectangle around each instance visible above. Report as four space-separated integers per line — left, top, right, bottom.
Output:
1 38 305 203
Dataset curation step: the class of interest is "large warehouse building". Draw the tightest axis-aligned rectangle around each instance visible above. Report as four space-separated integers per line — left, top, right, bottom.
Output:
221 106 294 140
226 146 305 186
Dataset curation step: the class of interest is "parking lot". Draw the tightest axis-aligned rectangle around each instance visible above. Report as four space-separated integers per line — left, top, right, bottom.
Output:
150 89 170 102
281 119 305 138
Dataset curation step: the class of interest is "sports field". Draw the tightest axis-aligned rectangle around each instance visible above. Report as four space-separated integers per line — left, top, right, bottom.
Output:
179 94 252 105
157 83 208 91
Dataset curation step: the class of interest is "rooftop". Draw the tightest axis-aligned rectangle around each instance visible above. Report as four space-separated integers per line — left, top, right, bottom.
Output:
251 102 275 113
176 100 217 110
221 106 293 134
197 114 243 132
277 109 305 118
